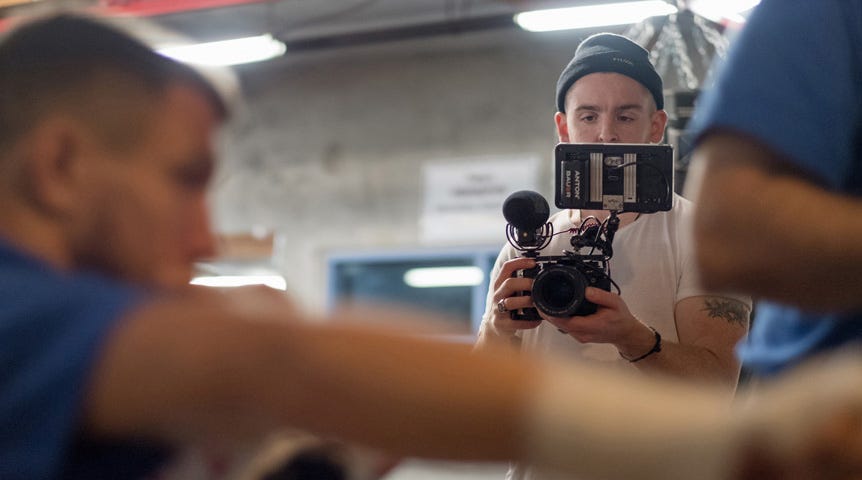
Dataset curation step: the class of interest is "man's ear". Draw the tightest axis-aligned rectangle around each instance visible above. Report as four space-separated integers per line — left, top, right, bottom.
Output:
650 109 668 144
22 116 90 215
554 112 570 143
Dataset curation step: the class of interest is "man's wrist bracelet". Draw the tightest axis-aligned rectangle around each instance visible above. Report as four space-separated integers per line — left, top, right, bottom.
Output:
620 326 662 363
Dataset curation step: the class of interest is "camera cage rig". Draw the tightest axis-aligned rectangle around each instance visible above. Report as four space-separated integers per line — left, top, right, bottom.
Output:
500 187 648 319
504 211 622 296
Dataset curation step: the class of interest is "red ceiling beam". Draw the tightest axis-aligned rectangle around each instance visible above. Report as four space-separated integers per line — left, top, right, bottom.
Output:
98 0 274 18
0 0 274 32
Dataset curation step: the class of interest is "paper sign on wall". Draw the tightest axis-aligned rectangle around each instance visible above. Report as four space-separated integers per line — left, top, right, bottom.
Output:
420 156 540 245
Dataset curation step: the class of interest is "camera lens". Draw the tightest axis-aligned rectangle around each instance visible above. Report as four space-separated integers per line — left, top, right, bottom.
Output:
532 265 588 317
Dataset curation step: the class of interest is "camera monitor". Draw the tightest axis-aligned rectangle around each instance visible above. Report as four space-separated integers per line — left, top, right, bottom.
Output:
555 143 673 213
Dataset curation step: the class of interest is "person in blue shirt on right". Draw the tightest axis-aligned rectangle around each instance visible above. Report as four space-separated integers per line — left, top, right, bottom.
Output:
687 0 862 374
686 1 862 475
686 0 862 479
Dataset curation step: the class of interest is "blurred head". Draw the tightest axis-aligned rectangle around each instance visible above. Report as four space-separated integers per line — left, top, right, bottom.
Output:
0 14 229 288
553 33 667 144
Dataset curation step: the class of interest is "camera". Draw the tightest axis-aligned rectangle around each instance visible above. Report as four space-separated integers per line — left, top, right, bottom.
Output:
502 190 616 320
513 255 611 320
503 143 674 320
555 143 673 213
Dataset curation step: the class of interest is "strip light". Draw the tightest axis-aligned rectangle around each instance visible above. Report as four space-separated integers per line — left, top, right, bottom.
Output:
688 0 761 24
158 34 286 66
191 274 287 290
403 267 484 288
515 1 678 32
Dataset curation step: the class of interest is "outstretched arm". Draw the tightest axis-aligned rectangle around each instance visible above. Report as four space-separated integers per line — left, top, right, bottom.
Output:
80 285 862 480
83 286 537 461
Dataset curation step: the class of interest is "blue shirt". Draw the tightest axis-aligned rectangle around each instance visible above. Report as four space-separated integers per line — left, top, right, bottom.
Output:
0 238 170 479
689 0 862 376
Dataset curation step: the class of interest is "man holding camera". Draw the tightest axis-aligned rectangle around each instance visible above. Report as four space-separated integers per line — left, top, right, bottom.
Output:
475 33 751 479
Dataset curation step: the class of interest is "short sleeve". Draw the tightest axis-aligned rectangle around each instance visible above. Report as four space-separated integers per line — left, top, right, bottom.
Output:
689 0 862 188
0 266 145 479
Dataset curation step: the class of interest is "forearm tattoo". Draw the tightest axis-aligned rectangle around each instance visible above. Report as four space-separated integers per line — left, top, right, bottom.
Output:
702 298 750 326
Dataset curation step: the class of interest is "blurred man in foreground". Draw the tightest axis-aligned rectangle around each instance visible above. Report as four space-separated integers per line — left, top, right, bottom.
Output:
687 0 862 376
686 0 862 476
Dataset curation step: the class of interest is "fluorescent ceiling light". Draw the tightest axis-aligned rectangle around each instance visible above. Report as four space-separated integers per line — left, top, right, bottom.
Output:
688 0 761 24
403 266 484 288
191 274 287 290
158 34 286 67
515 1 678 32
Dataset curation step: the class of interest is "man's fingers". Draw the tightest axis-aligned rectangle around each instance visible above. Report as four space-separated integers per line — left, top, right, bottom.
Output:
584 287 620 308
495 258 537 289
499 277 533 297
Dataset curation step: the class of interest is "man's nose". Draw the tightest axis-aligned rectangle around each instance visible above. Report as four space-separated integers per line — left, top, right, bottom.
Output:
597 119 619 143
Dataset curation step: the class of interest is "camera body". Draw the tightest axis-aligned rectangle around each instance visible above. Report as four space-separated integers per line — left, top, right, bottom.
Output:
555 143 673 213
511 253 611 320
502 189 618 321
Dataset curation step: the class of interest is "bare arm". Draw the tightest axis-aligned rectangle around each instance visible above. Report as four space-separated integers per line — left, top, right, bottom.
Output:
82 286 737 479
552 288 748 388
82 287 539 461
629 295 748 387
79 286 862 480
686 132 862 310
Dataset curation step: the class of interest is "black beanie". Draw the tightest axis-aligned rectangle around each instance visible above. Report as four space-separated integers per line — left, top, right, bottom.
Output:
555 33 663 112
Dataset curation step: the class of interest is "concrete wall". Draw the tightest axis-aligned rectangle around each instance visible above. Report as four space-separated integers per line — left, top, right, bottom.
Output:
210 27 612 310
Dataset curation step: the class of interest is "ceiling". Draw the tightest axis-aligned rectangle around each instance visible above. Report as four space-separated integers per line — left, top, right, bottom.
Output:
0 0 640 50
0 0 728 89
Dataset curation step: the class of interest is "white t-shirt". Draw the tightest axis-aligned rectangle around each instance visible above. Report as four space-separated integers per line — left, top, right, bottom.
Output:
479 194 727 480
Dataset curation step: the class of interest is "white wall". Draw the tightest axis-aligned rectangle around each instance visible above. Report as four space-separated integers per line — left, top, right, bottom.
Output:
211 27 598 309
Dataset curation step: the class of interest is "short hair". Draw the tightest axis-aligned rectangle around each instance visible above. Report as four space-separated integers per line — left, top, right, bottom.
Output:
0 13 228 151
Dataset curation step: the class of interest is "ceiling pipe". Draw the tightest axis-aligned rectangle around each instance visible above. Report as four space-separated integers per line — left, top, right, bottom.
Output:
280 13 517 54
